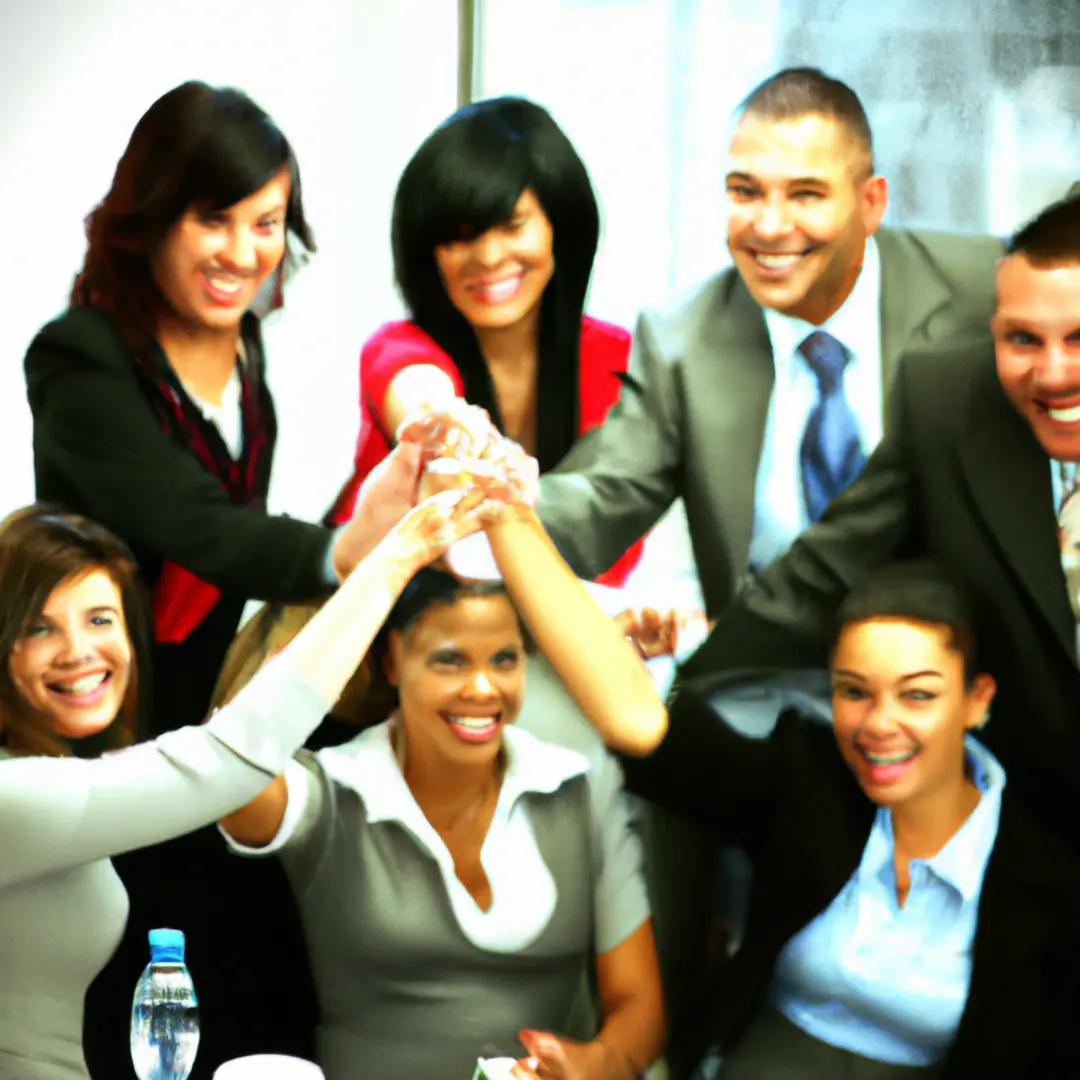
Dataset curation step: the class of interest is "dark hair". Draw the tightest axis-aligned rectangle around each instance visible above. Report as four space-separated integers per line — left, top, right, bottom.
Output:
391 96 600 472
1006 193 1080 264
0 506 151 757
71 80 316 359
366 567 521 717
737 67 874 173
831 560 985 685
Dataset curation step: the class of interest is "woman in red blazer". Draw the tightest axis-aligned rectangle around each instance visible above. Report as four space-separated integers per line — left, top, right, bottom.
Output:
328 97 643 587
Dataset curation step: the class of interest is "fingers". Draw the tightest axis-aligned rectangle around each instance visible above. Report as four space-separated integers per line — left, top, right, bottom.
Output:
509 1059 541 1080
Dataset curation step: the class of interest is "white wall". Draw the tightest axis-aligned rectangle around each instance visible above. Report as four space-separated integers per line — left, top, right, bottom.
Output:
0 0 460 522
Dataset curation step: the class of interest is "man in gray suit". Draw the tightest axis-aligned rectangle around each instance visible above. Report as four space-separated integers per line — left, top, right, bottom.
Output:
535 67 1003 1079
538 68 1002 615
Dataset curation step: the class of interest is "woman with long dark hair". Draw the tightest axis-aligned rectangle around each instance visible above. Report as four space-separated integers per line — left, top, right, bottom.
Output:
23 81 409 1077
327 96 645 587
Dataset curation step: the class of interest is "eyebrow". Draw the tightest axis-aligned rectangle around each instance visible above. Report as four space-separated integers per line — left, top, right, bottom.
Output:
258 204 287 218
87 605 120 616
832 669 944 682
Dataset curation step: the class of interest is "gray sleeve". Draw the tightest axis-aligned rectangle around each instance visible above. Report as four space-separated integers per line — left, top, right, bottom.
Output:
0 658 332 890
587 751 652 954
537 311 682 580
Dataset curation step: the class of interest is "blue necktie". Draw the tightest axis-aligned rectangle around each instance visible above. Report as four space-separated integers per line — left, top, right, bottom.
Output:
799 330 866 522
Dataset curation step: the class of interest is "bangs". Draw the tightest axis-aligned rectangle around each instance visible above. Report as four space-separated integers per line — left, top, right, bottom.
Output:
183 116 292 215
416 123 532 247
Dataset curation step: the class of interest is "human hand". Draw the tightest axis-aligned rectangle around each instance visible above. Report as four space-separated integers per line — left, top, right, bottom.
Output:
332 441 424 580
418 457 534 529
614 606 710 663
509 1031 620 1080
396 399 500 462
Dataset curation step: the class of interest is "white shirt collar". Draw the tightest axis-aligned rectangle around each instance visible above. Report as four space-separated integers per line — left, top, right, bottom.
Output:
763 235 882 381
317 720 590 826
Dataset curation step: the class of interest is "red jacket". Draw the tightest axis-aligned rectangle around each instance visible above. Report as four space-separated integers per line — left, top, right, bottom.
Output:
330 316 644 587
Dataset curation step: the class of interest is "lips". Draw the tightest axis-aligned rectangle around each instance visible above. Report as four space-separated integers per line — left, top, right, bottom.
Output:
746 248 815 278
202 270 248 307
46 670 112 707
465 274 524 305
440 711 503 745
854 744 919 787
1038 399 1080 425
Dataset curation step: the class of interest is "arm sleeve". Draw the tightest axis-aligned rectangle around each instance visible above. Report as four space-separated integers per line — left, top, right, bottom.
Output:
678 360 918 685
0 658 333 890
25 321 333 601
537 312 682 579
587 751 652 955
360 324 464 439
616 683 784 855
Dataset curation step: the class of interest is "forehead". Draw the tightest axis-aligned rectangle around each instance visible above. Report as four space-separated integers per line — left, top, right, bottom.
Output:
42 569 123 615
995 255 1080 326
832 617 956 672
727 113 858 184
205 166 291 217
405 593 521 649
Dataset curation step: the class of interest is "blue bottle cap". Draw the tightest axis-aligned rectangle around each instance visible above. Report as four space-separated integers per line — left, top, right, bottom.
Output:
148 928 185 963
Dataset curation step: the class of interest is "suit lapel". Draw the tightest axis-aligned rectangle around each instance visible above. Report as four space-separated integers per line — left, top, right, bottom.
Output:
876 229 953 394
959 793 1074 1029
958 363 1076 660
695 274 775 578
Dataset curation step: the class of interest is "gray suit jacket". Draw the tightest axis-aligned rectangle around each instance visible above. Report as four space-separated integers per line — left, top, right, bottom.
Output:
537 227 1004 614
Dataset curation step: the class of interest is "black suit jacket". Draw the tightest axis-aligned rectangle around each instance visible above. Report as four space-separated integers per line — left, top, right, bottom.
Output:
25 306 335 731
621 690 1080 1075
680 331 1080 856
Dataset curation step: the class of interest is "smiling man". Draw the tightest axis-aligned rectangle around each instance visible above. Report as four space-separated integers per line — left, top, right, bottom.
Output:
682 194 1080 866
538 67 1003 612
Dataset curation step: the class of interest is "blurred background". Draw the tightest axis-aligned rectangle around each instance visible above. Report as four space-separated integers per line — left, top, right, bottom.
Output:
2 0 1077 604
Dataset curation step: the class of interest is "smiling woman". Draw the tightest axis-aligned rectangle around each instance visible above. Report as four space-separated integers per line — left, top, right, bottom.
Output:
21 80 413 1080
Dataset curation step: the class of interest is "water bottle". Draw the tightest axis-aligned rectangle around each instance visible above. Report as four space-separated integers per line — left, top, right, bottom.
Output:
130 928 200 1080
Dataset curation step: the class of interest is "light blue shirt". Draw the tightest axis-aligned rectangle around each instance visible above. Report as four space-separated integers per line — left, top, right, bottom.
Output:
748 236 884 570
769 737 1005 1066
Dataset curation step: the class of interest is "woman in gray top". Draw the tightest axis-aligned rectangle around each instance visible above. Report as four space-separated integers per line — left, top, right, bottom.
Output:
221 490 668 1080
0 473 504 1080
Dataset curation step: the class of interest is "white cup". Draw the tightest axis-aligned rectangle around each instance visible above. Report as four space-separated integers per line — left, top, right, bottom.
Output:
213 1056 324 1080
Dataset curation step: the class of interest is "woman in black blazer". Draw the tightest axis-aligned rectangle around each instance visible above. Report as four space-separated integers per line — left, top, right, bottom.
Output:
600 561 1079 1078
23 82 411 1079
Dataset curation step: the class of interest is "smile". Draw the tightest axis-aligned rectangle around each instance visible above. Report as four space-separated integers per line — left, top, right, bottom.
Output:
46 671 112 705
202 271 248 305
747 249 814 276
466 274 524 304
1039 400 1080 425
440 711 503 744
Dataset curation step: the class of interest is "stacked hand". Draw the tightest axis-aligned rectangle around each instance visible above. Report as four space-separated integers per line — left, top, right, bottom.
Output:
510 1031 634 1080
615 606 711 663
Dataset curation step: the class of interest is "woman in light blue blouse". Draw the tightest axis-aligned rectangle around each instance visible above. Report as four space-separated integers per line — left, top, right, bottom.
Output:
582 559 1080 1078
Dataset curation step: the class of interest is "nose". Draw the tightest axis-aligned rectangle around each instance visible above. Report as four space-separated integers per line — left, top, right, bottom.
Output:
857 697 899 738
751 198 793 242
1035 342 1080 390
471 230 509 269
462 670 497 699
56 626 95 666
220 226 258 272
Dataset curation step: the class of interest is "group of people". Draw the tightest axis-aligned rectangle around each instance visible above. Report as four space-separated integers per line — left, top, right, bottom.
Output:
3 52 1080 1080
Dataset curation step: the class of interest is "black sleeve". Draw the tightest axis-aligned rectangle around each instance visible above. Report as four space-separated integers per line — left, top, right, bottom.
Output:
678 356 918 687
618 684 789 855
25 312 335 602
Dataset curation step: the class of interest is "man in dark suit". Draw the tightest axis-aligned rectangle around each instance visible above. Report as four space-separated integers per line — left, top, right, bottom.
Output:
682 193 1080 862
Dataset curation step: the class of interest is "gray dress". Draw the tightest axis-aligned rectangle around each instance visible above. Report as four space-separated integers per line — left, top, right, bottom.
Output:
0 661 332 1080
228 722 651 1080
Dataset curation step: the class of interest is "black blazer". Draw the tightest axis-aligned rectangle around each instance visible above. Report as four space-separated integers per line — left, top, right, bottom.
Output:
621 689 1080 1075
25 306 335 731
681 331 1080 859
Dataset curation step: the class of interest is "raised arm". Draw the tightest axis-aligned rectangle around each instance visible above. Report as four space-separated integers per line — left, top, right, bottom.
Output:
537 311 683 579
0 486 490 890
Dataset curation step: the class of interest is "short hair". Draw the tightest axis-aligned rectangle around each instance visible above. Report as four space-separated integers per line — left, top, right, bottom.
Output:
831 560 987 685
1005 193 1080 265
736 67 874 172
391 96 600 472
0 506 150 756
72 81 316 360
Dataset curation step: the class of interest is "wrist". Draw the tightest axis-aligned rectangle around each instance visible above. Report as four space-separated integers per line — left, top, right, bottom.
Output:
586 1038 636 1080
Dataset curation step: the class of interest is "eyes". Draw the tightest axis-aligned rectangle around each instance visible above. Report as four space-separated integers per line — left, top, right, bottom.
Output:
726 184 826 203
427 647 522 672
196 212 284 233
833 684 938 705
24 614 116 640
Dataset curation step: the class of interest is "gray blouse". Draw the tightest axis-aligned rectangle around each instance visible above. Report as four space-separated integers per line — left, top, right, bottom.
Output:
227 723 651 1080
0 660 332 1080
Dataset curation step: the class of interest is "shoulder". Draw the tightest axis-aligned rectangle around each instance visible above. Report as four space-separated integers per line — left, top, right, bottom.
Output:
993 791 1080 906
878 227 1003 290
503 725 592 799
25 307 133 381
360 319 456 371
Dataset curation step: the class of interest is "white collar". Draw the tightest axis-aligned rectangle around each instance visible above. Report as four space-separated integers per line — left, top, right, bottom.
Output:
316 720 590 826
763 234 881 378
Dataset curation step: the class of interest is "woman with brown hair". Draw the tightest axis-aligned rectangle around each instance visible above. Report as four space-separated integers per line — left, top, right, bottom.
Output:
22 81 408 1077
0 488 499 1080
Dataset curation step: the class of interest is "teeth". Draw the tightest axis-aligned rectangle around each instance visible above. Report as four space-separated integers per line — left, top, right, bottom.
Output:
205 274 242 294
754 253 802 268
55 673 106 695
1049 404 1080 423
864 750 916 766
449 715 498 730
473 278 520 302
